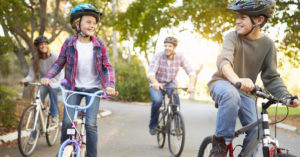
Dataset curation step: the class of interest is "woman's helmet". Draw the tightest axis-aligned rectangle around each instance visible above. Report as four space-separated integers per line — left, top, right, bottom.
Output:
228 0 276 18
164 37 178 47
70 4 102 27
34 35 49 46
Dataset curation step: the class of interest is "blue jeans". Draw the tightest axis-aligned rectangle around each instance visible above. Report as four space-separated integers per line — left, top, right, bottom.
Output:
61 87 100 157
40 86 59 116
149 82 180 129
210 80 259 156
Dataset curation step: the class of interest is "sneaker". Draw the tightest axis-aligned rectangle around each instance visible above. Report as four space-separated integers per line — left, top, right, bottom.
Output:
28 133 37 145
149 128 157 135
50 116 59 126
209 136 227 157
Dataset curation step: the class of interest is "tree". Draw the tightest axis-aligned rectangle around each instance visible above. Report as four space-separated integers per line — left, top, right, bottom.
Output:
115 0 299 66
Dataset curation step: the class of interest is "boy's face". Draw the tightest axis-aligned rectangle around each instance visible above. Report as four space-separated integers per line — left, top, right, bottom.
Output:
236 13 253 35
164 43 176 57
38 42 49 53
79 15 97 36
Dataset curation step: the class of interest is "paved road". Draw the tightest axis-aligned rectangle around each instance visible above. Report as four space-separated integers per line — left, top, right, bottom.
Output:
1 100 299 157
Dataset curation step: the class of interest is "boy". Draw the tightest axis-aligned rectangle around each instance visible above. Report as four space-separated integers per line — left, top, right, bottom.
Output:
207 0 300 157
41 4 116 157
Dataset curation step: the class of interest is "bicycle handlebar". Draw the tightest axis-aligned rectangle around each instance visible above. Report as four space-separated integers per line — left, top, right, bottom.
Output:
234 82 298 105
56 84 105 110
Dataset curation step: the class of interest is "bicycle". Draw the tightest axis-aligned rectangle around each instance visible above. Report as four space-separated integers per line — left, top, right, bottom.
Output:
56 84 115 157
18 82 60 156
197 83 298 157
156 87 187 157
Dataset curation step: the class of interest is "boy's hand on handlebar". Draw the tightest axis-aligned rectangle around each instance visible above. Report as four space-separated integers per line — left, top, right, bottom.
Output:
105 87 116 96
41 78 51 87
236 78 255 94
288 99 300 108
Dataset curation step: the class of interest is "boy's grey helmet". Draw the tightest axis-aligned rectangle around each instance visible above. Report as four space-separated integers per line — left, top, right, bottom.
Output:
164 37 178 47
228 0 276 18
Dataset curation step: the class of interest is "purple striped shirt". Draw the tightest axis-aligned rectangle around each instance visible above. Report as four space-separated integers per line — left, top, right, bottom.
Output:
44 35 114 90
147 52 194 85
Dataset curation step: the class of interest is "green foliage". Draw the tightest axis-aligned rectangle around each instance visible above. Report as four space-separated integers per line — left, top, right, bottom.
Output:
115 0 299 65
259 106 300 116
115 55 151 102
0 37 14 76
0 86 18 128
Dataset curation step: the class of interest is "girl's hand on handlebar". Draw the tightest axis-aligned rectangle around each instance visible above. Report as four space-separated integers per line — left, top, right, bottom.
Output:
288 99 300 108
41 78 51 87
105 87 117 96
236 78 255 94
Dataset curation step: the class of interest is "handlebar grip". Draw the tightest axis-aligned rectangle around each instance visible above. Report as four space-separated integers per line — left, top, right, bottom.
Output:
235 82 241 89
24 82 29 87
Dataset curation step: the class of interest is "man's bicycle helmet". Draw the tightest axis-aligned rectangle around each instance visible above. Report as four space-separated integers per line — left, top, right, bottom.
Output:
34 35 49 46
164 37 178 47
228 0 276 18
70 4 102 26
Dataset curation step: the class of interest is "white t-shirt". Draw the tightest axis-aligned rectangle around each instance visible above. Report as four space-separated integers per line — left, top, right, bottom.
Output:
75 40 101 89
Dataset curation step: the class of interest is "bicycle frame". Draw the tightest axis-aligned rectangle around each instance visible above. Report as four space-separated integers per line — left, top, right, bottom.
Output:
27 84 49 134
224 91 294 157
57 85 105 157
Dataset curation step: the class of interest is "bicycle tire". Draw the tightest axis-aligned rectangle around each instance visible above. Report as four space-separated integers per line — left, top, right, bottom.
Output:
46 112 60 146
168 111 185 157
18 105 40 156
157 109 166 148
61 144 77 157
197 136 213 157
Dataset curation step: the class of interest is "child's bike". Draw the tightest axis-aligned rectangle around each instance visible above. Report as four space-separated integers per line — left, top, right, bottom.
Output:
197 83 297 157
56 84 115 157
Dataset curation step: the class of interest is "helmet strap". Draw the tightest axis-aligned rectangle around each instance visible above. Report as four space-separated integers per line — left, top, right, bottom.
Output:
244 16 260 36
77 17 89 38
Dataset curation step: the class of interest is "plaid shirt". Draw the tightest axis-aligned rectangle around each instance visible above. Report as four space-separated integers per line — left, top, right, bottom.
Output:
44 35 114 90
147 52 194 85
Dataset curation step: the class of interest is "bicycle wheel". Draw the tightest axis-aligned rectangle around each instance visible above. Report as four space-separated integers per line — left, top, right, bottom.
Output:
168 112 185 157
157 109 166 148
197 136 213 157
18 105 40 156
46 113 60 146
61 145 77 157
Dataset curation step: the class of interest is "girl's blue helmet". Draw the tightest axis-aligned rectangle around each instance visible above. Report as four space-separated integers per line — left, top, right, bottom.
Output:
70 4 102 26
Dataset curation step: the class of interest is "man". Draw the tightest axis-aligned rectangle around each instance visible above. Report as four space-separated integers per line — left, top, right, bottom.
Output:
147 36 196 135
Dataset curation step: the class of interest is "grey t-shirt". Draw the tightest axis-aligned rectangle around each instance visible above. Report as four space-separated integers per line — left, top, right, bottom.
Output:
26 52 64 84
208 31 289 98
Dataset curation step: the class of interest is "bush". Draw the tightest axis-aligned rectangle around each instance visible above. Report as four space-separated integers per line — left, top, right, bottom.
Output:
115 55 151 102
0 86 18 128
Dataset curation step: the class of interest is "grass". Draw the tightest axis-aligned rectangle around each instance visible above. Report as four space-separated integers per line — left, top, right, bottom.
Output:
260 106 300 116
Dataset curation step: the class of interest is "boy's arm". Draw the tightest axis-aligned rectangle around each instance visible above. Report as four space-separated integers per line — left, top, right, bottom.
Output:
261 45 290 98
218 32 254 93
